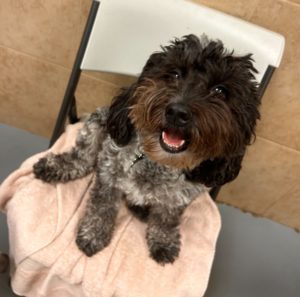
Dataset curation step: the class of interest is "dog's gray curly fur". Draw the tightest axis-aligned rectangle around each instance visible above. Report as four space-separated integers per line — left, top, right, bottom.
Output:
34 34 260 264
34 107 205 264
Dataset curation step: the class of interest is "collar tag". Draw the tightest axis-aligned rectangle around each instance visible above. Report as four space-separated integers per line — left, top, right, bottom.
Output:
130 153 145 168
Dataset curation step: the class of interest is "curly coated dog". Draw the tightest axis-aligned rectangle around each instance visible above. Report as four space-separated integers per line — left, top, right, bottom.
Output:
33 34 260 264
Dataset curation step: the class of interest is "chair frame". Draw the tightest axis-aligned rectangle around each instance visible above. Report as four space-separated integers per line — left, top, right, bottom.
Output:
49 0 276 199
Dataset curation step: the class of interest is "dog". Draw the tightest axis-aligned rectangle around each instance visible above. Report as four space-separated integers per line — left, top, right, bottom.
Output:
33 34 260 264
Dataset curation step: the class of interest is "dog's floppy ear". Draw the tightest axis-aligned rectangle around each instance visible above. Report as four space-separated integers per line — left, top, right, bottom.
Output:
107 84 136 146
185 154 244 187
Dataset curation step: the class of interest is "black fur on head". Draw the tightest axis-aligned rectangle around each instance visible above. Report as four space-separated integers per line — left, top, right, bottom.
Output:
107 84 136 146
107 34 260 187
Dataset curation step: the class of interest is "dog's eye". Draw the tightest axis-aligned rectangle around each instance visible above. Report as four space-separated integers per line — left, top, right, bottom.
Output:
170 70 181 80
211 85 228 99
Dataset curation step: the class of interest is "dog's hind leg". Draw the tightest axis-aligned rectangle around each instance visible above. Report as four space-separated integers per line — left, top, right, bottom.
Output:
33 108 108 183
75 169 122 257
146 205 184 264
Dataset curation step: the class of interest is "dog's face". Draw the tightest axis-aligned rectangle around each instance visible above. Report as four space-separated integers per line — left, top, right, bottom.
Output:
108 35 260 172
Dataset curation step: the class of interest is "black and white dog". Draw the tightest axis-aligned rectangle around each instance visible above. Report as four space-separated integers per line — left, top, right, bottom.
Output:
34 35 260 264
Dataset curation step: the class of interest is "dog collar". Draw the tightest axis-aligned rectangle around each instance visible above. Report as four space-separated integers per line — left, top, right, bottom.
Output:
130 152 145 168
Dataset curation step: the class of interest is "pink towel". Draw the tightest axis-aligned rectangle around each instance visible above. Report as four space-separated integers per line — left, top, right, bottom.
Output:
0 123 221 297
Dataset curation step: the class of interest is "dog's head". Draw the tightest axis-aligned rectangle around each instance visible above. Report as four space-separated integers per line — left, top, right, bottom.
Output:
107 35 260 186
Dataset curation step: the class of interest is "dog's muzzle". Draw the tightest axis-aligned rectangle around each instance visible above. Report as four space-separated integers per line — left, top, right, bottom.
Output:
160 103 191 154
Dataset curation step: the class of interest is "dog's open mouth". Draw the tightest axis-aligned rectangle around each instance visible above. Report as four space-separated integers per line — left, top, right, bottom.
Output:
160 128 188 153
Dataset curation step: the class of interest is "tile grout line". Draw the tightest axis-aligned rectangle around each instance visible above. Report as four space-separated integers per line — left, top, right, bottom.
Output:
256 135 300 155
0 45 120 89
0 44 72 72
280 0 300 7
80 72 128 89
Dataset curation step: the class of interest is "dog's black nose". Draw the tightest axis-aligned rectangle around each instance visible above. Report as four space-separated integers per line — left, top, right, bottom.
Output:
165 103 191 127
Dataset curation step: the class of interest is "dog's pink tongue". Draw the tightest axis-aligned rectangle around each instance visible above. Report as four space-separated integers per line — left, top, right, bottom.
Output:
162 130 185 147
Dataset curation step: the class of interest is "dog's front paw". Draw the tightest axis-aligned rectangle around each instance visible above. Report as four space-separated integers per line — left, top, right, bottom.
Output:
149 241 180 265
76 223 112 257
33 153 63 183
147 229 181 265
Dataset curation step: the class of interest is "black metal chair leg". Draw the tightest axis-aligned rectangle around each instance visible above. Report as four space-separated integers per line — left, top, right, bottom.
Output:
69 95 79 124
209 186 221 200
49 1 100 147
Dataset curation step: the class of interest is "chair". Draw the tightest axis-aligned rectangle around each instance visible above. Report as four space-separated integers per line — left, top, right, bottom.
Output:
49 0 285 199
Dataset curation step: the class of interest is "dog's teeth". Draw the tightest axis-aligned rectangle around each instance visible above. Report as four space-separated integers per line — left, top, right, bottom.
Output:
162 131 185 149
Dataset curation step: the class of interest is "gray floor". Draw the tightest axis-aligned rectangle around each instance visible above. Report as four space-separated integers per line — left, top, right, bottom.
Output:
1 123 300 297
0 124 48 296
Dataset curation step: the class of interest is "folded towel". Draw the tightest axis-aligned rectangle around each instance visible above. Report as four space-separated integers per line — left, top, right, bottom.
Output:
0 123 221 297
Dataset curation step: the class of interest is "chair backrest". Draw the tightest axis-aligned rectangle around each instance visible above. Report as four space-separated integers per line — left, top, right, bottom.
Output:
49 0 286 199
81 0 285 83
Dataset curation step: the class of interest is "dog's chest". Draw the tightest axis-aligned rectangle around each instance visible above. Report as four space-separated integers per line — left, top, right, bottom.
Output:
118 157 190 206
100 137 205 206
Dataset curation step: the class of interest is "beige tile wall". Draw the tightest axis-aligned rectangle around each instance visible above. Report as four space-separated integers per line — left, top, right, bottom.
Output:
0 0 299 230
0 0 134 136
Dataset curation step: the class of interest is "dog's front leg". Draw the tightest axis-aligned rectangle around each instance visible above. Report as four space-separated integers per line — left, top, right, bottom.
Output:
34 108 108 183
76 172 121 257
146 205 184 265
